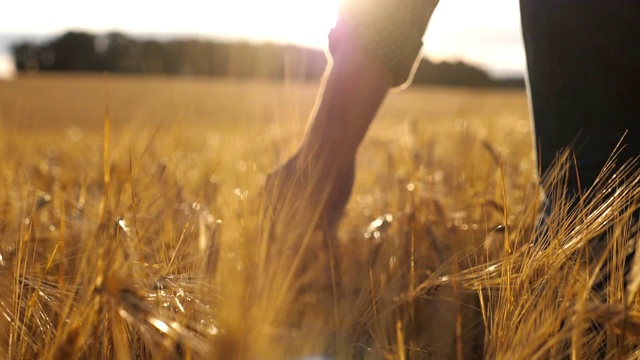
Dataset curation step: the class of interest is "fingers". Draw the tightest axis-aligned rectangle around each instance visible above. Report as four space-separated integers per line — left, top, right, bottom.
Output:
263 154 355 231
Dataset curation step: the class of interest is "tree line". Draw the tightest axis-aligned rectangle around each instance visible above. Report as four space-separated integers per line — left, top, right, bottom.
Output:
11 31 523 87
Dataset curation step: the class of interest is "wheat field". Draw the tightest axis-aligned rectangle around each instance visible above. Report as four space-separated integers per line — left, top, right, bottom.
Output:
1 74 639 359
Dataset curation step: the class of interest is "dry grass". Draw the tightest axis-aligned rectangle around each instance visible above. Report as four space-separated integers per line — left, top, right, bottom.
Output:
0 74 638 359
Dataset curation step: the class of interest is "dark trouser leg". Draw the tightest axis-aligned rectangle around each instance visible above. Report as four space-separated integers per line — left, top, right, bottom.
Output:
520 0 640 195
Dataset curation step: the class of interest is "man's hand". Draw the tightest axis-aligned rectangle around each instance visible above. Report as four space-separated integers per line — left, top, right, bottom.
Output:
263 151 355 232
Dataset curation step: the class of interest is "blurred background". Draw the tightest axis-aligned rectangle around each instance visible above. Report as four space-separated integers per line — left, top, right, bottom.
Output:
0 0 525 84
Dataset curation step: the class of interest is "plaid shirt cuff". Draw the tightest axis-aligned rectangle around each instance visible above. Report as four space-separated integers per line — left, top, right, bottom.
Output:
329 0 439 87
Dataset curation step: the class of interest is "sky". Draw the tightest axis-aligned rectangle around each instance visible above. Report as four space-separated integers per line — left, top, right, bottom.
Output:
0 0 526 79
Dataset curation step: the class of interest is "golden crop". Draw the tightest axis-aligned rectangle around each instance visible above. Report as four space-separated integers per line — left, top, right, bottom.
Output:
0 74 637 359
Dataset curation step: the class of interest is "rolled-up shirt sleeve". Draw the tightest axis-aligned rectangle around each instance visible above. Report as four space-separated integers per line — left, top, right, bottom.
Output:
329 0 439 87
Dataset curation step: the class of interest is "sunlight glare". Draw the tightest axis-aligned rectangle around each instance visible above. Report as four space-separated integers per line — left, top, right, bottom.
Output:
210 1 339 47
0 0 339 49
0 55 16 80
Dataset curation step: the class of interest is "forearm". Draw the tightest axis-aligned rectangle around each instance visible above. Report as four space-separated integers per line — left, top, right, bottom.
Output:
298 0 439 167
298 41 393 166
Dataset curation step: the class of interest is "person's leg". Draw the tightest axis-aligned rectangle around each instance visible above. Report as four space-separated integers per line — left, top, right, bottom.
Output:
520 2 640 335
520 0 640 194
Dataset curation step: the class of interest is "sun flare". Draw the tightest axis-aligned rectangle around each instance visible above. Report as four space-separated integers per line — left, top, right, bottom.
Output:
210 0 339 48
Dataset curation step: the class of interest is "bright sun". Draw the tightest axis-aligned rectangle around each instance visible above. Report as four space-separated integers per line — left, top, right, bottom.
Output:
208 1 339 48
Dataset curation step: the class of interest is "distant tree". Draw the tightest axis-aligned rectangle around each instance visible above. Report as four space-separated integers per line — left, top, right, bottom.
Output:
211 42 230 77
11 42 42 71
282 46 326 81
140 40 175 73
97 32 142 72
225 42 255 78
253 43 284 79
43 32 99 71
413 59 494 87
178 40 217 76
